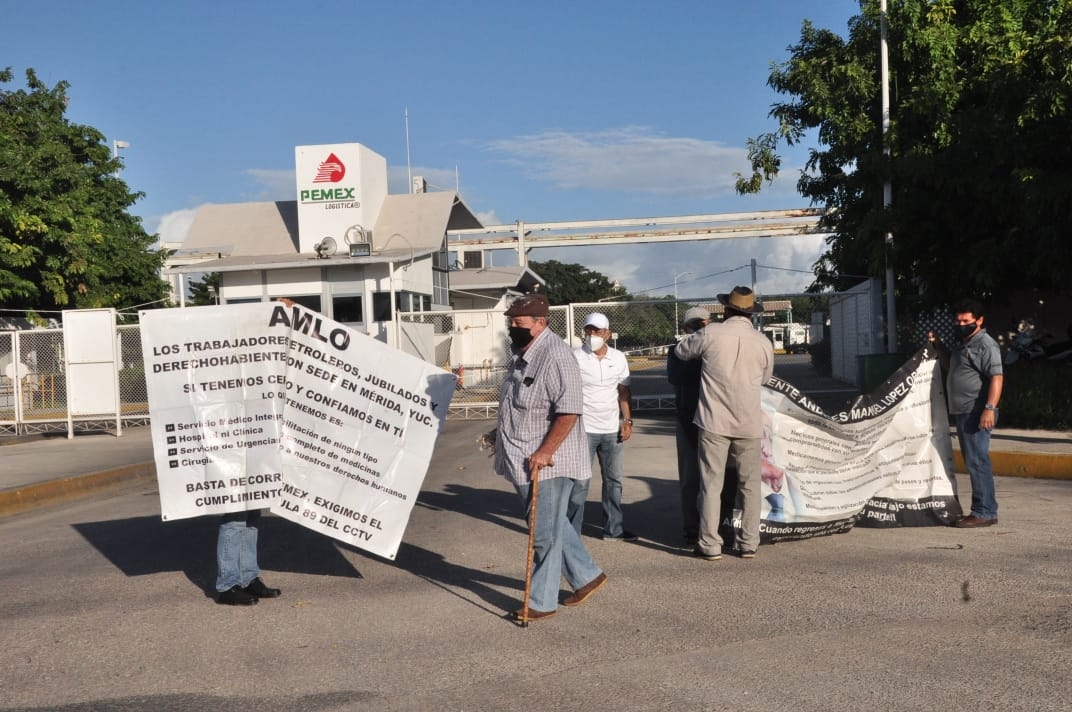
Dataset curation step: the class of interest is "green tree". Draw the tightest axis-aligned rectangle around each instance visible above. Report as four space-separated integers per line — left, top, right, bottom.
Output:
789 294 829 324
736 1 1072 305
0 67 168 314
187 272 221 306
528 259 618 305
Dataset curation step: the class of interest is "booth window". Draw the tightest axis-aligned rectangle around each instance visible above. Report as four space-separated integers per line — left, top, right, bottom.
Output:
333 295 363 323
275 295 322 312
372 292 392 322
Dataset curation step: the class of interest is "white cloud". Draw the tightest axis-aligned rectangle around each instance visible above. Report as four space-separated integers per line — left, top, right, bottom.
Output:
475 209 500 226
152 207 201 247
243 169 295 201
485 126 755 197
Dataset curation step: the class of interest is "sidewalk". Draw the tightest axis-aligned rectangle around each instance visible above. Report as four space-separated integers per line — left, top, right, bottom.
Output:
2 418 1071 518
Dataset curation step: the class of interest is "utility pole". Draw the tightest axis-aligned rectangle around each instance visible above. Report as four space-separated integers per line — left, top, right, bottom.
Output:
881 0 898 352
112 139 130 178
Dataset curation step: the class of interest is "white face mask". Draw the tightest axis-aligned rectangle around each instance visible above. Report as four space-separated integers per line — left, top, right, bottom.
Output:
585 334 605 352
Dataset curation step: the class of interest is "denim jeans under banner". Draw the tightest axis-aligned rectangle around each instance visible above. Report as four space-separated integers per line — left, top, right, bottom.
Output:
955 412 999 519
216 510 262 592
587 431 625 537
516 477 603 613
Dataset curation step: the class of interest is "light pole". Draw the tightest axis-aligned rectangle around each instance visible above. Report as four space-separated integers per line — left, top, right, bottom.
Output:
673 271 693 335
880 0 897 352
112 139 130 178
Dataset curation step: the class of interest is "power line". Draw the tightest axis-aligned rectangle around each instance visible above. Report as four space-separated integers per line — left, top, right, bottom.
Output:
630 264 751 296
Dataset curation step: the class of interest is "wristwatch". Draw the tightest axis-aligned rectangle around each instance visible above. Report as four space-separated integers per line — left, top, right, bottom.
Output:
984 404 998 411
623 419 633 424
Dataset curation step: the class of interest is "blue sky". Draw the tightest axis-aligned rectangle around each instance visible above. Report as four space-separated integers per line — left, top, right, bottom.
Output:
8 0 863 298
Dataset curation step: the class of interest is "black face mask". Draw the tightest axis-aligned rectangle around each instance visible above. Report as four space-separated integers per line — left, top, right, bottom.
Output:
955 321 979 340
508 326 534 349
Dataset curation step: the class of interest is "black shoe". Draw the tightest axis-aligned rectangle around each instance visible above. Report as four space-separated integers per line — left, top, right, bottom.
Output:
243 577 281 598
692 547 722 561
603 530 639 542
217 585 258 606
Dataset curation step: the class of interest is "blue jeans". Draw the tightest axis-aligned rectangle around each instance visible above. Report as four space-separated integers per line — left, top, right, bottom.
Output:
955 412 998 519
587 431 625 537
216 510 262 592
516 477 603 613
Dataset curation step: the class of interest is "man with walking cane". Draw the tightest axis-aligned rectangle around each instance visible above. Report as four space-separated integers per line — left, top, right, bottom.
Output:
494 293 607 623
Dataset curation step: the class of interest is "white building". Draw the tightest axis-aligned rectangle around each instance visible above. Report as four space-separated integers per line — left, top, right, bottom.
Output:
165 143 483 361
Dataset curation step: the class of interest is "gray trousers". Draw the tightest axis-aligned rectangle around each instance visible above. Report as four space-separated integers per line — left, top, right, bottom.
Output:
696 430 761 554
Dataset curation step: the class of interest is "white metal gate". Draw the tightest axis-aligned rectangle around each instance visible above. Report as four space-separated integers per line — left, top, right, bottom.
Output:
828 278 885 385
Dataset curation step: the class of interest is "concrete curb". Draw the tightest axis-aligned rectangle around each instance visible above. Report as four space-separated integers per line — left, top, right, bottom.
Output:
0 462 157 518
952 450 1072 480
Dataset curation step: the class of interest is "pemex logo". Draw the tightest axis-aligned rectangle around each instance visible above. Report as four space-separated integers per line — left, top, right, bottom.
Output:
312 153 346 183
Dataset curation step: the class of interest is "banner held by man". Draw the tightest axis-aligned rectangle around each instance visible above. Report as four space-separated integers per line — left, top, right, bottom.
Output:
140 303 456 560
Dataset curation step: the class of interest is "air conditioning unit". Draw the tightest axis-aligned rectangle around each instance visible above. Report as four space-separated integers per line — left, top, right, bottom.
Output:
463 252 483 269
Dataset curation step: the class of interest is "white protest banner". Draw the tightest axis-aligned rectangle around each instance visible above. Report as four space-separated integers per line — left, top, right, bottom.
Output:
141 303 455 559
267 303 456 559
139 304 288 521
756 349 961 544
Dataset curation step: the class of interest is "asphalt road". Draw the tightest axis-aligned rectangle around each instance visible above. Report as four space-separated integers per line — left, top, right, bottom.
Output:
2 415 1070 711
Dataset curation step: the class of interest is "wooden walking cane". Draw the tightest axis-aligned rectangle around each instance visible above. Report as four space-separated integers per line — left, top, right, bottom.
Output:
519 463 541 627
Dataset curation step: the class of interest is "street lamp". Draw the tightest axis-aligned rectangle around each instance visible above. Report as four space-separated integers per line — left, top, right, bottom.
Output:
112 139 130 178
673 271 693 336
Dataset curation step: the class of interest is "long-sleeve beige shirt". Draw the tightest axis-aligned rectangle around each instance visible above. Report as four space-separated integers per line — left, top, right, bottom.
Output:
672 315 774 439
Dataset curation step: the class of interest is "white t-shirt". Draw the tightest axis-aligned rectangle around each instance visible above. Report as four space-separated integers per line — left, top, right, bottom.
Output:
572 345 631 434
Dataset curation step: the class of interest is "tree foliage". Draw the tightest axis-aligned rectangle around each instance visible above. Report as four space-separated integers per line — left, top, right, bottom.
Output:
187 271 221 306
737 0 1072 305
528 259 618 305
0 67 168 314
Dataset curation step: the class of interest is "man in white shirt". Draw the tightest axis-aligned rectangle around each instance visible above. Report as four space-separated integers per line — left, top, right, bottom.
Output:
572 312 637 541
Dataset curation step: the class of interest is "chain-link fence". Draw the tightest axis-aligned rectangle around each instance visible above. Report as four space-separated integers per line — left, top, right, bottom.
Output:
0 330 16 434
0 324 150 435
400 298 714 418
1 298 711 432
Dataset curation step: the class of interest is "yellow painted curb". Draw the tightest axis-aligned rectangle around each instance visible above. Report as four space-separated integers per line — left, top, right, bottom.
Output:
0 463 156 518
953 451 1072 480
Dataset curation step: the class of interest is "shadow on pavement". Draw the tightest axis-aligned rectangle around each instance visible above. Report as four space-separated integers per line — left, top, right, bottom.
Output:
72 513 363 598
392 542 522 617
416 483 524 535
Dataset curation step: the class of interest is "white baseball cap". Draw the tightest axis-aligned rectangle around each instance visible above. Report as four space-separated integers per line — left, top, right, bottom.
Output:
583 312 610 330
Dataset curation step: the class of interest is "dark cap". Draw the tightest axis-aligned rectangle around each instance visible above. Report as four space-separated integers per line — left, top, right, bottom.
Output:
505 293 550 318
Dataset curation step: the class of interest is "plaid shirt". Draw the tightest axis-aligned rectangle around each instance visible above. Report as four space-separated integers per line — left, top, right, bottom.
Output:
494 326 591 486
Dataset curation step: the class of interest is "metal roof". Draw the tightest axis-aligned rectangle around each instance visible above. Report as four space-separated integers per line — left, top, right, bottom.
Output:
700 299 794 315
448 264 546 292
166 191 483 275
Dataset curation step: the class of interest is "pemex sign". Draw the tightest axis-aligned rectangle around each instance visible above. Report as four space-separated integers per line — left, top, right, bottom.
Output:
294 143 388 254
